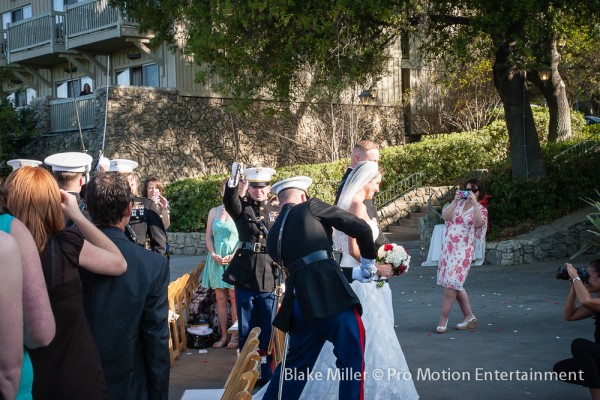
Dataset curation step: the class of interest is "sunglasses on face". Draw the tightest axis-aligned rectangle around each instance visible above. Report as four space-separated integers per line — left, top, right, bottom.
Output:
465 187 479 192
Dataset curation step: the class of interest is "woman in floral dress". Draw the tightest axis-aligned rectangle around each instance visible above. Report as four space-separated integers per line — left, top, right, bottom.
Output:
436 178 488 333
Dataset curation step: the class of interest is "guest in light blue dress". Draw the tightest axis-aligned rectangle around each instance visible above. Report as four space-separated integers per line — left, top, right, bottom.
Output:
203 181 240 349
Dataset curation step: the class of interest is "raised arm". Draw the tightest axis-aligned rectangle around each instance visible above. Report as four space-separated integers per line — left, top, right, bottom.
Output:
61 190 127 276
566 264 600 315
0 231 24 400
442 191 462 222
223 183 243 218
10 219 55 348
145 200 168 256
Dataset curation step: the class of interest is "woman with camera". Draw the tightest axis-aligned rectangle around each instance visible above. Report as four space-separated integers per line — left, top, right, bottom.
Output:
554 260 600 400
142 177 171 230
436 178 488 333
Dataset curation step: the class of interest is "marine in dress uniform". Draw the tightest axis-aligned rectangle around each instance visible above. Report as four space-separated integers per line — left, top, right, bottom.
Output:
222 164 279 382
262 176 378 400
109 159 168 256
7 159 42 170
44 152 93 226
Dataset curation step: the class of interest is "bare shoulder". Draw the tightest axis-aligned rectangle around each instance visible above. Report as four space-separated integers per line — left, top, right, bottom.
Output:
348 197 369 220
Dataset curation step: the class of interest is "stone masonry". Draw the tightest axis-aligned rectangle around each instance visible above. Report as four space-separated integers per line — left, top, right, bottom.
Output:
19 86 404 183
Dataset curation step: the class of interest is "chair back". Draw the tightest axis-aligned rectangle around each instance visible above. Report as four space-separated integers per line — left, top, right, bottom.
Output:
222 352 260 400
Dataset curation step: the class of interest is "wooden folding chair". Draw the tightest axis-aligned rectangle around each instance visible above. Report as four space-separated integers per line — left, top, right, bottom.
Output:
234 391 251 400
177 273 191 324
167 281 182 365
269 327 286 368
221 352 260 400
174 274 190 352
179 348 260 400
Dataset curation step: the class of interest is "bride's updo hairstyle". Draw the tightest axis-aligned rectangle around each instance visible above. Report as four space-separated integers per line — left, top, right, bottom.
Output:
337 160 379 212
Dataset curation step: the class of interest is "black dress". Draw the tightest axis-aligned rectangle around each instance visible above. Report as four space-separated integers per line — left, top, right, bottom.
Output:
29 228 108 400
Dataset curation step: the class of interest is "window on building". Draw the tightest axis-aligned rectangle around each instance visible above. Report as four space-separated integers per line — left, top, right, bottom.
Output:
7 88 36 108
54 0 85 11
2 5 32 27
401 33 410 60
116 63 159 87
56 76 93 98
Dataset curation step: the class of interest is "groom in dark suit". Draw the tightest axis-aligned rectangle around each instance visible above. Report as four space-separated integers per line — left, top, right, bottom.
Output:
335 140 388 247
81 172 170 400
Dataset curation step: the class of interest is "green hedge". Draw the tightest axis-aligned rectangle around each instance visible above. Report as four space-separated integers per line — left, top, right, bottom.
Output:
164 161 348 232
165 107 599 239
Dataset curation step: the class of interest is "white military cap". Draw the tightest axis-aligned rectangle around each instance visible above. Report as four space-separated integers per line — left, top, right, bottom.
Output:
7 159 42 170
96 155 110 172
44 152 93 173
108 158 138 173
271 176 312 196
243 167 276 186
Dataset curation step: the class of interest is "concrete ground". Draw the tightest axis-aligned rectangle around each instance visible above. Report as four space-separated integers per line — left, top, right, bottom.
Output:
168 253 599 400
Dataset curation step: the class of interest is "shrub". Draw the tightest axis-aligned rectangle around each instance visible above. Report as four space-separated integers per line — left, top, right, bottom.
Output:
165 161 348 232
165 108 600 240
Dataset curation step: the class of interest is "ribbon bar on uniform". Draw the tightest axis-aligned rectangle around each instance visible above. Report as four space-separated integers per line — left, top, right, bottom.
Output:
285 250 334 275
238 241 267 253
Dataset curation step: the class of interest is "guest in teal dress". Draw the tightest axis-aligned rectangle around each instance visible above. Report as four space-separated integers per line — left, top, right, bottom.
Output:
204 179 241 349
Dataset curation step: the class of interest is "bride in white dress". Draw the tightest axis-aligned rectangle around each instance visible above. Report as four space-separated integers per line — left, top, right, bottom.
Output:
299 160 419 400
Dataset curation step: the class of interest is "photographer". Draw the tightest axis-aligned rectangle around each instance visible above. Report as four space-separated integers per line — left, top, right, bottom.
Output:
554 260 600 400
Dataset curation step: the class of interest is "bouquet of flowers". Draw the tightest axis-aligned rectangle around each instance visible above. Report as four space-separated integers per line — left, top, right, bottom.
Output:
376 243 411 276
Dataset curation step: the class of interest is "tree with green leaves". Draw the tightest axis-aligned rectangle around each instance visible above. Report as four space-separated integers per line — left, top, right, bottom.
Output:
113 0 600 180
0 68 38 176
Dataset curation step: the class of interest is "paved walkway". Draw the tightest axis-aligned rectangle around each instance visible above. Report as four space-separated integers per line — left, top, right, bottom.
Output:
168 253 598 400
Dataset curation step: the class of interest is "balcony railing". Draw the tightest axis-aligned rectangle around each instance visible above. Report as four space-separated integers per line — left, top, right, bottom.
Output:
66 0 138 40
49 95 95 134
6 12 65 56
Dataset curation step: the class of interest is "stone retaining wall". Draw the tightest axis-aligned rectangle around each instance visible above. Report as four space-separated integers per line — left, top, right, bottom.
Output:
485 207 596 265
167 232 207 256
20 86 404 183
378 186 453 229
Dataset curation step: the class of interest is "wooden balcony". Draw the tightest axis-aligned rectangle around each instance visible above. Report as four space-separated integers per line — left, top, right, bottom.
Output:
6 12 68 65
49 95 95 134
65 0 151 52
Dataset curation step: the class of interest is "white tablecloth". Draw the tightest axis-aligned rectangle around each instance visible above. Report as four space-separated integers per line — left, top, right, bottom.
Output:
421 224 485 267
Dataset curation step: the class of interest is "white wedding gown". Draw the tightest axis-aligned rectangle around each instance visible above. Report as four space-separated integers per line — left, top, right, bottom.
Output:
302 221 419 400
254 221 419 400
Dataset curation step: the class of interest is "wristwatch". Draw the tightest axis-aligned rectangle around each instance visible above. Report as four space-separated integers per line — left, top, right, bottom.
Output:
571 276 582 283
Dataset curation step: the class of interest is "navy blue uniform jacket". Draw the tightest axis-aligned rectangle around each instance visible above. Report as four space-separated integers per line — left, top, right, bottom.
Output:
266 198 376 332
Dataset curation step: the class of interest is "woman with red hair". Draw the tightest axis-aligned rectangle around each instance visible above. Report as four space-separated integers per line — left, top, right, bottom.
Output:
4 167 127 400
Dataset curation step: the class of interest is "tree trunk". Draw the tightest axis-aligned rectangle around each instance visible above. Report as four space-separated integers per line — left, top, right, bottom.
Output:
493 42 547 180
530 41 572 142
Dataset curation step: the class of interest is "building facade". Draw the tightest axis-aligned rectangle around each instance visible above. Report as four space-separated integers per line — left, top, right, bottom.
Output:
1 0 428 180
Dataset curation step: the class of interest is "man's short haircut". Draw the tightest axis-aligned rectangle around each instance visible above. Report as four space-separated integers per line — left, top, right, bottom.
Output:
353 140 379 155
86 172 131 225
53 171 83 185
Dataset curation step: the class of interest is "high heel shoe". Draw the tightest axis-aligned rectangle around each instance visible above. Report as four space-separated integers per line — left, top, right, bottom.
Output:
436 319 448 334
456 316 477 330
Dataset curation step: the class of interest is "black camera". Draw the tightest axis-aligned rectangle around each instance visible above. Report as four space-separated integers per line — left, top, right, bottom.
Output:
556 265 589 284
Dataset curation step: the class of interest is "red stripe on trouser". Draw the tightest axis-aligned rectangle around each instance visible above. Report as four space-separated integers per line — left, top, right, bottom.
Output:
354 306 365 400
